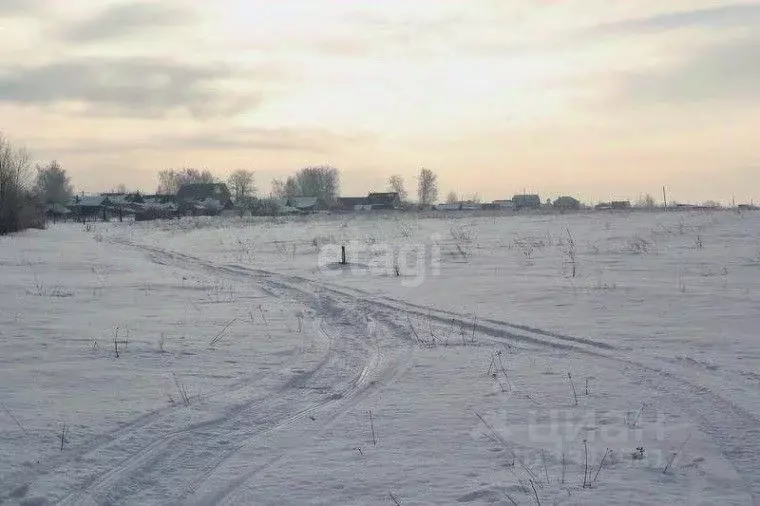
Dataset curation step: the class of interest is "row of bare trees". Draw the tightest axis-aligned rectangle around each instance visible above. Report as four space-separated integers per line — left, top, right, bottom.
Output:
1 133 74 235
270 167 438 208
154 165 440 209
270 166 340 206
156 167 257 204
383 168 439 208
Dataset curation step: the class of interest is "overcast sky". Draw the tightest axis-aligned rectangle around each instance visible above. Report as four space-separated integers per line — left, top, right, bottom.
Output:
1 0 758 203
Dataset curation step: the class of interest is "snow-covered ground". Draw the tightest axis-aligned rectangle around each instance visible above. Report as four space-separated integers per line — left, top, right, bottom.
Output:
1 210 759 505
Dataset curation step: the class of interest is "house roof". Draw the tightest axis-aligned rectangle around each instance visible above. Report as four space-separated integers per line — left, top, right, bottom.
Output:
512 194 542 207
46 203 72 214
71 195 108 207
143 194 177 204
290 196 319 209
101 192 144 204
554 196 581 206
339 197 369 206
177 183 232 206
367 192 399 205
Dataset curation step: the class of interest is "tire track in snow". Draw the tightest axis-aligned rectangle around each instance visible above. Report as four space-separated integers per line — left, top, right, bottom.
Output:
49 315 335 506
1 313 320 505
36 241 413 506
52 314 368 506
121 242 760 504
138 246 415 505
185 317 412 506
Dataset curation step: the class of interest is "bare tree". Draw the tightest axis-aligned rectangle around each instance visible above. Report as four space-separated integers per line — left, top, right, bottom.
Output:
227 169 256 203
636 194 657 209
157 168 216 194
0 133 41 235
284 176 300 200
446 191 458 204
417 167 438 208
295 166 339 206
35 161 73 205
270 178 286 199
387 175 408 202
157 170 180 195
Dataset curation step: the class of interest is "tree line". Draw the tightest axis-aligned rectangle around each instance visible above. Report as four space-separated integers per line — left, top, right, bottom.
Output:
0 133 74 235
155 166 440 209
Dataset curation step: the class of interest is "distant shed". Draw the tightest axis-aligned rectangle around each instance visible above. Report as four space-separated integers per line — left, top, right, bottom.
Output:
513 194 542 210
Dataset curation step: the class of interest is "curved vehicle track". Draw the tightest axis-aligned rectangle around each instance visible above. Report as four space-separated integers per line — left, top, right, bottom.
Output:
6 237 757 505
123 241 760 505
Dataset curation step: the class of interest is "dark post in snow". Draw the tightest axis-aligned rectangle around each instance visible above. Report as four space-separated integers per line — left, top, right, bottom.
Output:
341 245 347 265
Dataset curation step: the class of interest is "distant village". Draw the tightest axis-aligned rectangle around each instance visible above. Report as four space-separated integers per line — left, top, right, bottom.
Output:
3 128 756 235
50 182 758 224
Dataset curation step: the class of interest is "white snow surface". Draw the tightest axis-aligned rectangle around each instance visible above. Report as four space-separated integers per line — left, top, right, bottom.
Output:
1 210 759 505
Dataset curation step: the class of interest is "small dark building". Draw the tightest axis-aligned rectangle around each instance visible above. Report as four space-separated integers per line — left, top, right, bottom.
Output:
45 203 72 222
135 195 178 221
553 196 582 210
69 195 112 222
367 192 401 210
512 194 542 210
611 201 631 210
596 201 631 211
338 197 370 211
177 183 233 215
288 196 320 212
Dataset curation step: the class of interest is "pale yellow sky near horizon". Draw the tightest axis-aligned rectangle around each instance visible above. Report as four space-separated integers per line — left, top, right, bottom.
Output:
1 0 758 204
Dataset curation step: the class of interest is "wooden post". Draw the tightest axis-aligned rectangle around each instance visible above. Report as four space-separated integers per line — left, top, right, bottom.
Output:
662 186 668 210
341 245 347 265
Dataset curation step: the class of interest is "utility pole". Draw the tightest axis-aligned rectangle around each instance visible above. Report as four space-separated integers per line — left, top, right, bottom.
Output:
662 186 668 210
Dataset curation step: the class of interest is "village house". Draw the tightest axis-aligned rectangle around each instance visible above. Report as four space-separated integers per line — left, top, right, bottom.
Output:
595 200 632 211
337 192 401 211
366 192 401 210
492 199 514 209
553 196 582 210
512 194 542 210
338 197 371 211
68 195 111 222
135 194 178 221
288 196 320 213
45 203 72 222
176 183 233 216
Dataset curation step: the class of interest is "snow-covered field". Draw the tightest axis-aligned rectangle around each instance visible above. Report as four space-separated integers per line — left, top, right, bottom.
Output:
2 210 759 505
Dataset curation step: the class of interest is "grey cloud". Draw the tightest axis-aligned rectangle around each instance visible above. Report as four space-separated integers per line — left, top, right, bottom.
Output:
615 36 760 104
38 128 371 156
0 0 41 15
159 129 336 153
589 3 760 35
60 1 194 42
0 58 263 118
